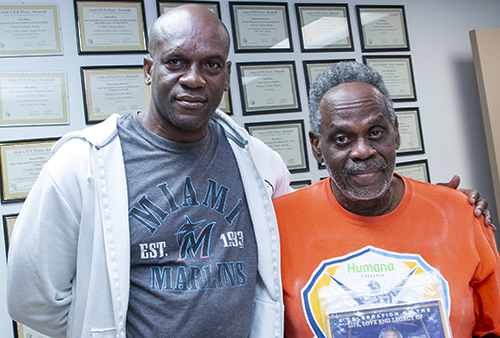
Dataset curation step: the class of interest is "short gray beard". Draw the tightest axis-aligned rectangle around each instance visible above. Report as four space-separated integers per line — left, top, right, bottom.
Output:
326 160 395 201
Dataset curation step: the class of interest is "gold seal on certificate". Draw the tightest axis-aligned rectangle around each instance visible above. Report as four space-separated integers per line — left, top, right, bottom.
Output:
0 138 59 203
356 5 410 52
0 72 69 126
0 4 62 57
295 4 353 52
81 66 150 123
75 0 148 54
363 55 417 102
245 120 309 173
229 2 293 52
236 61 301 115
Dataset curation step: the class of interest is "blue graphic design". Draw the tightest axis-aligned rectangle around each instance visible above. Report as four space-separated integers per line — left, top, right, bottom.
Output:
176 216 214 261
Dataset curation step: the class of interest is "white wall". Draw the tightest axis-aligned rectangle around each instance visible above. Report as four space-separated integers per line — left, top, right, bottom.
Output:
0 0 499 336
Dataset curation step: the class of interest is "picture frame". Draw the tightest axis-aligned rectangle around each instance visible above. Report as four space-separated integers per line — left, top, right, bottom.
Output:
218 90 232 115
229 2 293 53
396 107 425 156
395 159 430 183
74 0 148 54
0 138 59 203
156 1 221 17
0 4 62 57
363 55 417 102
356 5 410 52
303 58 355 91
295 3 354 53
81 65 150 124
236 61 301 115
290 179 311 190
245 120 309 173
0 72 69 126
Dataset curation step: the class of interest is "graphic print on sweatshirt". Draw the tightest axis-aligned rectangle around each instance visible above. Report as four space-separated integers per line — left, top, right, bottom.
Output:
118 113 257 337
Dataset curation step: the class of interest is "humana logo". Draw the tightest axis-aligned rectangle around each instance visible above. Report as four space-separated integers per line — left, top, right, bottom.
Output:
347 262 395 273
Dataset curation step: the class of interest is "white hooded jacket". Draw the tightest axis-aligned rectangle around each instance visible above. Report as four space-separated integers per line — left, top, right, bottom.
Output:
7 110 292 338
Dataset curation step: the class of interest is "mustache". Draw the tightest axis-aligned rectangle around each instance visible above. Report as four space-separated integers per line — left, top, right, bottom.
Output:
343 160 388 177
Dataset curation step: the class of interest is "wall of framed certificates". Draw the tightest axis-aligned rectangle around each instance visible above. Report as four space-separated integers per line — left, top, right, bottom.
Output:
0 0 500 337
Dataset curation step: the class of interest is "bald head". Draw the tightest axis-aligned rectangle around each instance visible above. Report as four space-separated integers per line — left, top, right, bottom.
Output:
149 5 230 59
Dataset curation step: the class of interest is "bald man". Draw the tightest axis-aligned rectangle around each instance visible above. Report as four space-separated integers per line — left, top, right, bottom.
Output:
7 5 290 337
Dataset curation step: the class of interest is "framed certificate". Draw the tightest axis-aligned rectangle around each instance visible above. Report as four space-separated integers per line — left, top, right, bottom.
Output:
245 120 309 173
236 61 301 115
0 72 69 126
0 4 62 57
0 138 59 203
303 59 355 91
229 2 293 53
395 159 430 183
363 55 417 102
396 107 424 156
295 4 353 53
157 1 221 18
218 90 232 115
290 179 311 190
356 5 410 52
81 65 150 123
74 0 148 54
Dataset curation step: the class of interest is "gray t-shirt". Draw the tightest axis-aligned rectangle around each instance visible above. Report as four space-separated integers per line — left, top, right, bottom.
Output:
117 112 257 337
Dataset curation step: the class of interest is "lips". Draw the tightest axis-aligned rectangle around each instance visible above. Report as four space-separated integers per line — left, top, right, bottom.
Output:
175 94 206 108
343 160 387 184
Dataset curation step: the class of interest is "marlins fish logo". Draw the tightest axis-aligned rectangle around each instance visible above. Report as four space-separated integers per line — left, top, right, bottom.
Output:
175 216 215 261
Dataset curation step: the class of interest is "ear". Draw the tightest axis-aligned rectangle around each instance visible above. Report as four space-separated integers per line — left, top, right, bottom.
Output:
144 55 153 86
393 116 400 150
309 131 324 164
223 60 232 92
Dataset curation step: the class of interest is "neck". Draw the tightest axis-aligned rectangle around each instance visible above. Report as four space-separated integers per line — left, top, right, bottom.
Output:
138 109 209 143
331 175 405 216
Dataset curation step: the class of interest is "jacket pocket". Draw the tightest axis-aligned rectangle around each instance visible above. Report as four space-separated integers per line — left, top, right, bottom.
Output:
91 328 117 338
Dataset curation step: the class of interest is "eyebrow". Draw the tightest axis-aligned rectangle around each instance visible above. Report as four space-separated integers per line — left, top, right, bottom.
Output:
328 113 391 133
161 51 225 62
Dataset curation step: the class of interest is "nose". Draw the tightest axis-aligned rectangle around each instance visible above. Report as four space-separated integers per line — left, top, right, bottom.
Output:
179 64 206 88
350 138 376 160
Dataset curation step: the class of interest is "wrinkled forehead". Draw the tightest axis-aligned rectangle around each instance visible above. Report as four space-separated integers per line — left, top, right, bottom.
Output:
319 82 390 117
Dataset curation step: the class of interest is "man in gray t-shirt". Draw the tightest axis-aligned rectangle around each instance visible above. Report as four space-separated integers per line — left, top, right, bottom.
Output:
119 113 258 336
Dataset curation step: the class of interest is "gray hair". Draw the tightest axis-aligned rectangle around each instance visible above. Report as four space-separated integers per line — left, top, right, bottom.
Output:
308 61 395 136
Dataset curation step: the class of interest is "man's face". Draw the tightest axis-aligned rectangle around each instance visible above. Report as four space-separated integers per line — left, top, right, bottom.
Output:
383 332 399 338
144 11 231 135
310 82 400 202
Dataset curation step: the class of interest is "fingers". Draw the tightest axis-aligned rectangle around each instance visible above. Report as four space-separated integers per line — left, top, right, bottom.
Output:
436 175 460 189
471 198 496 231
458 188 480 205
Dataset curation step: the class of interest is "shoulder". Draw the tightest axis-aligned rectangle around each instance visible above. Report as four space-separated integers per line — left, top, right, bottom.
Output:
274 180 326 208
53 115 120 154
403 175 469 204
